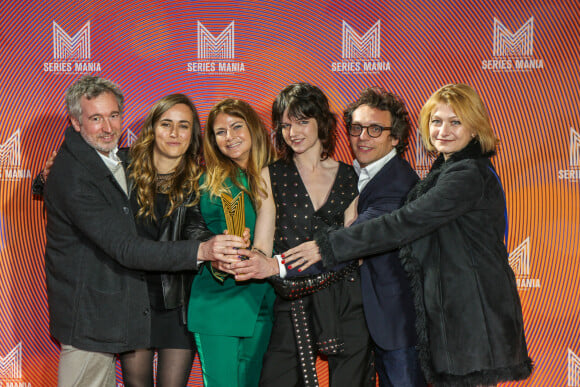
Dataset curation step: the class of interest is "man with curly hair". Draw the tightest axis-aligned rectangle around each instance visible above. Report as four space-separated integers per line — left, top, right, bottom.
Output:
344 87 425 387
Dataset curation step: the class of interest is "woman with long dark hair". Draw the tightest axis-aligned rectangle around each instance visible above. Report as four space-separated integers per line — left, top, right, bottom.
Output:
119 93 209 386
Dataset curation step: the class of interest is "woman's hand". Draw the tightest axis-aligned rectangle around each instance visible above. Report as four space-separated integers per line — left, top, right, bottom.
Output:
280 241 321 271
211 260 237 276
344 195 359 227
242 227 251 248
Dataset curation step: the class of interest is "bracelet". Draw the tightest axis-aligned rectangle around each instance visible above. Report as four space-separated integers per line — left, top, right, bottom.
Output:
251 246 268 257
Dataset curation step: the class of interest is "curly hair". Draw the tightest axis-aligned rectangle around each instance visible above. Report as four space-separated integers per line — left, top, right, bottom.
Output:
272 83 336 161
202 98 275 209
343 87 411 156
129 94 203 220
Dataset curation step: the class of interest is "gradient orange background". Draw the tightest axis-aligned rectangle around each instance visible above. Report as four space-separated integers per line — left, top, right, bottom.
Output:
0 0 578 385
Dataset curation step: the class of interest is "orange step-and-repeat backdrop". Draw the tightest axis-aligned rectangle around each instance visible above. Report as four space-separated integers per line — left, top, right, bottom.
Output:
0 0 578 385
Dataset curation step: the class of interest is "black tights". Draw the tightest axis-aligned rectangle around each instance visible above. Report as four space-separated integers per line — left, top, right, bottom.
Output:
120 348 195 387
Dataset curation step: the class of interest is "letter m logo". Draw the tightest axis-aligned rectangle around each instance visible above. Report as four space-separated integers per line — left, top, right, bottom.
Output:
197 21 234 59
0 342 22 379
53 20 91 60
0 129 21 167
570 128 580 167
415 130 434 168
493 17 534 57
342 20 381 59
508 237 530 276
569 348 580 386
126 128 138 147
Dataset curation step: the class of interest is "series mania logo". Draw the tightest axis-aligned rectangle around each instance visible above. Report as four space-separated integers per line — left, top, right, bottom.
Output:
508 237 541 289
0 129 31 181
187 21 245 74
414 131 435 179
569 348 580 387
558 127 580 182
122 128 138 148
43 21 101 74
481 17 544 72
0 342 31 387
331 20 391 73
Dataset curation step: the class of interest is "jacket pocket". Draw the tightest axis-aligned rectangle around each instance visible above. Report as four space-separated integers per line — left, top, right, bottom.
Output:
74 286 127 344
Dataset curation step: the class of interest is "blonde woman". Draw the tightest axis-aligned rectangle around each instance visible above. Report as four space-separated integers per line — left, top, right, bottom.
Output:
187 98 276 387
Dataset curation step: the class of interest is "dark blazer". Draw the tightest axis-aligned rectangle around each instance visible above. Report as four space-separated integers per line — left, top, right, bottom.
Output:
353 155 419 351
43 127 202 353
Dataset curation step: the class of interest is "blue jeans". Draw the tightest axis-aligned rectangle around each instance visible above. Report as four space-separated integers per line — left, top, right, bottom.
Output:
375 345 426 387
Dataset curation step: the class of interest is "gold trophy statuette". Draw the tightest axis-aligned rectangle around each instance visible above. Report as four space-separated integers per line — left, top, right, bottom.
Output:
221 191 248 278
221 191 245 238
211 192 247 282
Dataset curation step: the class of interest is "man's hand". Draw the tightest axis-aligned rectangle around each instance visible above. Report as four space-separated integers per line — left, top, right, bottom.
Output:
197 234 247 263
232 249 279 281
42 151 58 181
211 260 237 276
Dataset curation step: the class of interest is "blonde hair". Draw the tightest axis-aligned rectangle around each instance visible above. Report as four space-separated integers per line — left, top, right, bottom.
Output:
129 94 203 219
202 98 275 208
418 83 498 153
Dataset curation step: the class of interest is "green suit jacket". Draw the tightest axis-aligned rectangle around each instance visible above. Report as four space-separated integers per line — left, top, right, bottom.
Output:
188 172 274 337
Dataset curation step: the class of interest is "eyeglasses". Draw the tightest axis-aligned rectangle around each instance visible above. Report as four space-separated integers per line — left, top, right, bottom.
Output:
347 124 391 138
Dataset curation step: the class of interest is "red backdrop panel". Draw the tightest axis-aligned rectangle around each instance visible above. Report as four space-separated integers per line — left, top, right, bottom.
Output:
0 0 578 385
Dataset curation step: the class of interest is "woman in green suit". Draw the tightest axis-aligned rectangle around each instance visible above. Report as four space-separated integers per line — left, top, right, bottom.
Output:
188 98 276 386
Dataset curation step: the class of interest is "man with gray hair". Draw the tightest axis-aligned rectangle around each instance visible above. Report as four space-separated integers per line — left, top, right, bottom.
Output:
42 75 243 386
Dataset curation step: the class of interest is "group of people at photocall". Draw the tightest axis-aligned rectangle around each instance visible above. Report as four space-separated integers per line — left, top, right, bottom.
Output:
33 75 533 387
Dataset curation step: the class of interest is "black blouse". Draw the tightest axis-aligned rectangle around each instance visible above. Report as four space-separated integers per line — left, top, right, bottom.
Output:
130 192 168 309
269 159 358 275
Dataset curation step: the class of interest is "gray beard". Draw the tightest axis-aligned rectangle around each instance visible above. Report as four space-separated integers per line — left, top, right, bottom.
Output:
80 131 119 155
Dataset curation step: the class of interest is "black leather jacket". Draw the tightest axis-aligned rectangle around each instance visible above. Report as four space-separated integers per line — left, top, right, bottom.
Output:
156 191 213 322
36 129 204 353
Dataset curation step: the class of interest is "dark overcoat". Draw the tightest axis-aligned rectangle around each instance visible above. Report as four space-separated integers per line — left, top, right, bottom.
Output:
317 140 533 386
43 127 202 353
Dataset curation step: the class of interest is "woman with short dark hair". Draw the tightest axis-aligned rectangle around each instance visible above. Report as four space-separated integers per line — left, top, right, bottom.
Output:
252 83 375 386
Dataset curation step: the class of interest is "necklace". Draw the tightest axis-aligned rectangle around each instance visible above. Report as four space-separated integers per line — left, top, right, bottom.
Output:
155 172 175 193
